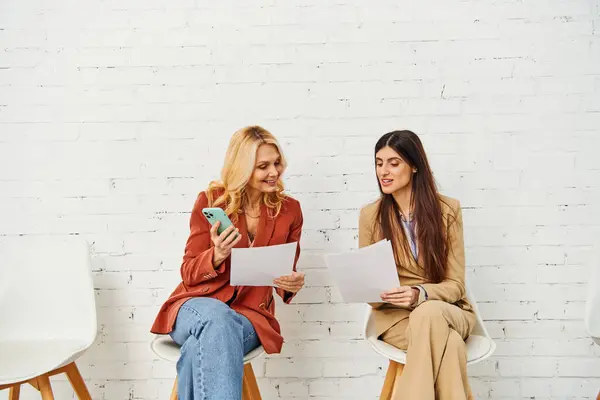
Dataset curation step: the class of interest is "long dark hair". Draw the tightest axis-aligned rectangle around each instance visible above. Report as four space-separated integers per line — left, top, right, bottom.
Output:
374 130 448 283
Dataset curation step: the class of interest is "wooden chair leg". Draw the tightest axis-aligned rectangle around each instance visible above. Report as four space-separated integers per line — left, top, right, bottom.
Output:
242 363 262 400
380 360 403 400
27 378 40 391
170 377 178 400
9 384 20 400
36 375 54 400
64 362 92 400
389 362 404 399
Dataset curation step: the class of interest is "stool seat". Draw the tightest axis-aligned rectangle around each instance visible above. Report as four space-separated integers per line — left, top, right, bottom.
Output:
364 284 496 400
150 334 265 364
150 334 265 400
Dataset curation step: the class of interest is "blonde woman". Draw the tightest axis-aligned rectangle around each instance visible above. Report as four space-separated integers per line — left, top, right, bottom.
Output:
151 126 305 400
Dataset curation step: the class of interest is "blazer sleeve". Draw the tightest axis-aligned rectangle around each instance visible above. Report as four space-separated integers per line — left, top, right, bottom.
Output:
276 200 304 304
180 192 227 286
420 201 466 304
359 205 386 309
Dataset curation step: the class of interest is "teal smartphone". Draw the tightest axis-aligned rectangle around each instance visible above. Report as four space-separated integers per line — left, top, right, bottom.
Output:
202 208 239 238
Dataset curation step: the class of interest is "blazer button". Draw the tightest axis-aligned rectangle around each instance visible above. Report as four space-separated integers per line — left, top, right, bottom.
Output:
259 303 265 309
202 287 210 293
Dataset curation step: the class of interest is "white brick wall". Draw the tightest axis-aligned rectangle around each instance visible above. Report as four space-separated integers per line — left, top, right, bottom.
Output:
1 0 599 399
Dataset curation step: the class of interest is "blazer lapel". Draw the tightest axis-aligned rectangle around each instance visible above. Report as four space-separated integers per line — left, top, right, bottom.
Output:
252 203 274 248
392 224 424 273
234 211 250 248
392 235 413 269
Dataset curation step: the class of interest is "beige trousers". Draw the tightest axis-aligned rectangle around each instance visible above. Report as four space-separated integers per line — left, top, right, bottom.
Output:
380 300 476 400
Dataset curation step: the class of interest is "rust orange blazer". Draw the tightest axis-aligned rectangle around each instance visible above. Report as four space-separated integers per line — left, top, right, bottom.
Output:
151 191 303 354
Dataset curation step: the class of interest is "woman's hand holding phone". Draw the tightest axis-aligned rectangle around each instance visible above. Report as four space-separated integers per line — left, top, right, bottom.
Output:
210 221 242 266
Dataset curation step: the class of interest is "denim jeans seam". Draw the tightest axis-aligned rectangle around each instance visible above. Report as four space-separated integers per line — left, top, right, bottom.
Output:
179 304 209 399
180 304 208 325
197 336 207 400
243 329 257 344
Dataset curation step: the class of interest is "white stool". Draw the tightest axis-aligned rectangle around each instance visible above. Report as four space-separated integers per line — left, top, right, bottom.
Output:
150 335 265 400
364 286 496 399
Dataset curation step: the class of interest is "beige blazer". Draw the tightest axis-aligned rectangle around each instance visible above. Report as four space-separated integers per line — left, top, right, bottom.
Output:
359 195 473 336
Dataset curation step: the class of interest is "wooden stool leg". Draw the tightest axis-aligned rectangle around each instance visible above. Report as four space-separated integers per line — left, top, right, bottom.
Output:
9 384 20 400
64 362 92 400
380 360 403 400
170 377 178 400
242 363 261 400
36 375 54 400
389 363 404 399
27 379 40 391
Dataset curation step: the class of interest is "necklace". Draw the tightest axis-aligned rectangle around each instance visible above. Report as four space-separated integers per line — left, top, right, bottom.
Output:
400 211 414 222
244 209 261 219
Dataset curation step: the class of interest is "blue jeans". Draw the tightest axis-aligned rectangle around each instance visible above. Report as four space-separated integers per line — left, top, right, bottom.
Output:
169 297 261 400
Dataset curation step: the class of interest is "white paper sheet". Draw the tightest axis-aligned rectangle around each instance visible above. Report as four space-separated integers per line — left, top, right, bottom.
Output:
324 239 400 303
230 242 298 286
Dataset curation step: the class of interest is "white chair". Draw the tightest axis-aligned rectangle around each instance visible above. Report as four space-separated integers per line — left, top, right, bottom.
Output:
0 236 97 399
150 334 265 400
585 245 600 346
364 286 496 400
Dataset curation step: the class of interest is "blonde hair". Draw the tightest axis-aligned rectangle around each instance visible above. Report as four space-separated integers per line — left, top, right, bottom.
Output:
207 126 288 221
